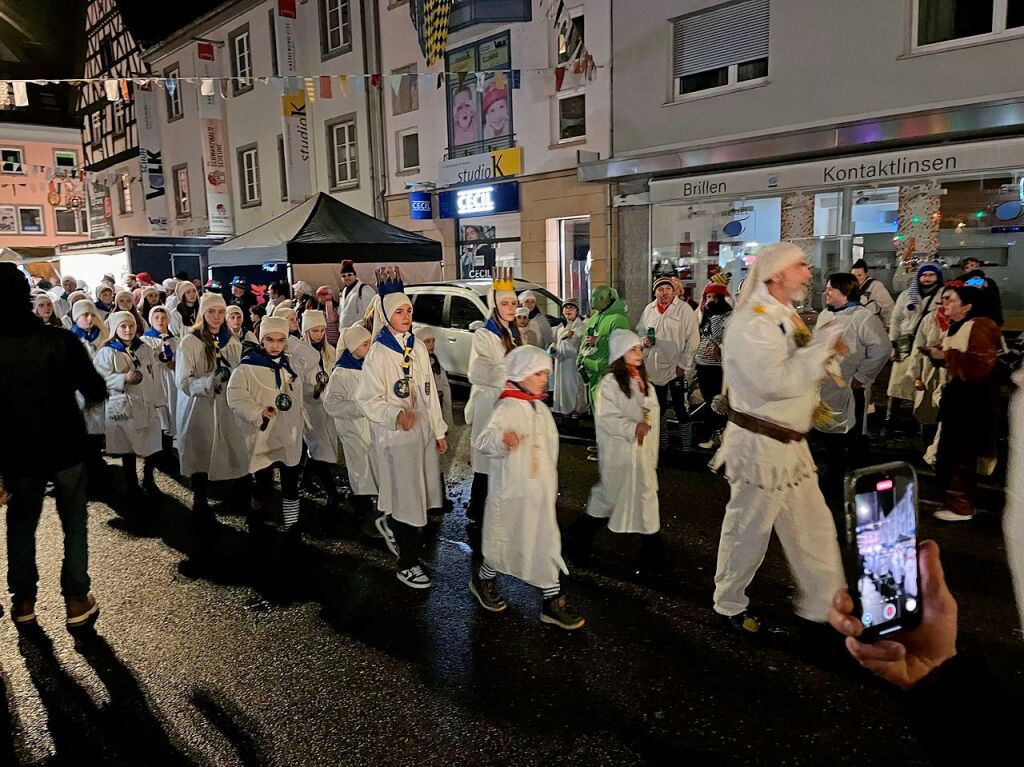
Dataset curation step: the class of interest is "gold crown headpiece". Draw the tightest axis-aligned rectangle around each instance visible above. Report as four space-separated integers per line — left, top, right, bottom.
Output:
491 266 515 292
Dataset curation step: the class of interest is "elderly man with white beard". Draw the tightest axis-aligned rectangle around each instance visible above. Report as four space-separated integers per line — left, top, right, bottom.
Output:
710 242 849 636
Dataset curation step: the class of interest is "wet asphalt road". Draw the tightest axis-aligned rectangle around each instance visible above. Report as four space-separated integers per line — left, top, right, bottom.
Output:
1 401 1021 766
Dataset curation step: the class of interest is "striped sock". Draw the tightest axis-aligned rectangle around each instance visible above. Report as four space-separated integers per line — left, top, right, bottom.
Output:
479 563 497 580
282 499 300 529
542 586 561 600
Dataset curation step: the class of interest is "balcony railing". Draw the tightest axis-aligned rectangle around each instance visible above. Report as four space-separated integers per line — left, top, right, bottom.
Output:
445 134 515 161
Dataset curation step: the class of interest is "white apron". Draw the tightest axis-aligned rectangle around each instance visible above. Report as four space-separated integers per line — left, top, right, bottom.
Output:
324 363 379 496
587 373 661 534
174 332 250 481
295 339 339 463
474 396 567 590
93 342 164 457
356 331 447 527
226 356 305 473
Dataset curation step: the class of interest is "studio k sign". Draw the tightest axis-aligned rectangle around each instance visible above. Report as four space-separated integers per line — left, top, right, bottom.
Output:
439 146 523 187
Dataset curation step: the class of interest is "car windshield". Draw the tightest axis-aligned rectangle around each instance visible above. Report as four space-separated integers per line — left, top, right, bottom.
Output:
517 288 561 323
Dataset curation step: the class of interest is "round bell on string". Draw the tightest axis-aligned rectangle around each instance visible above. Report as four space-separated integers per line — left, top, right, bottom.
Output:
394 378 410 399
275 393 293 412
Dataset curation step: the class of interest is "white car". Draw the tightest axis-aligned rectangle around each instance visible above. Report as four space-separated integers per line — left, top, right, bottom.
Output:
406 278 563 380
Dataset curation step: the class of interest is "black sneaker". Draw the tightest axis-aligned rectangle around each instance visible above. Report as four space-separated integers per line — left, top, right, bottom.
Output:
540 595 585 630
469 574 507 612
722 610 762 636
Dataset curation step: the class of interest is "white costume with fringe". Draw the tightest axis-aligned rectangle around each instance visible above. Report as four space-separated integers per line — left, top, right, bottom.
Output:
711 274 845 622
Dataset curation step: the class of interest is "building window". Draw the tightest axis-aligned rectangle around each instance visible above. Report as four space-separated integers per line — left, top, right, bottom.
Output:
445 32 513 158
229 25 254 95
397 129 420 172
18 206 43 234
319 0 352 60
671 0 770 98
448 0 531 33
556 93 586 141
98 37 114 70
112 101 126 137
277 134 288 201
915 0 1024 48
557 13 585 64
326 116 358 190
1 147 24 174
55 207 87 235
118 174 133 215
54 150 77 175
237 144 262 207
392 64 419 115
173 164 191 218
165 65 183 121
90 111 103 146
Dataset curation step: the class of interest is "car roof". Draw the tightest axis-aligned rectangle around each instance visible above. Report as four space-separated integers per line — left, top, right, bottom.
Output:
406 278 549 297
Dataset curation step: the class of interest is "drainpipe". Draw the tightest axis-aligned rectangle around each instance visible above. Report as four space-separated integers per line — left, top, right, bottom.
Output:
361 0 387 219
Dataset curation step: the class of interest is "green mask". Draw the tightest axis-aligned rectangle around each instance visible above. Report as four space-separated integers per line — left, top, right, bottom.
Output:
591 285 616 313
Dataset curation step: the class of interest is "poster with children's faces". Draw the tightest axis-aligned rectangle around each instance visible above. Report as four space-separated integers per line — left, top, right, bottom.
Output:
446 33 512 151
479 39 511 142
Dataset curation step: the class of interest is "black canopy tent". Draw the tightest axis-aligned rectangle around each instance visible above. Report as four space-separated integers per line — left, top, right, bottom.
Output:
206 192 442 268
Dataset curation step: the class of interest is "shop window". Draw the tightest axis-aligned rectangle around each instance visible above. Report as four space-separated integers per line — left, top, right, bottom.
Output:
277 134 288 201
118 174 133 215
392 64 419 115
326 115 358 190
558 217 591 314
320 0 352 60
557 13 585 65
671 0 769 98
230 24 254 95
173 164 191 218
411 293 444 326
18 206 43 234
457 217 520 279
915 0 1023 49
852 187 899 235
164 65 183 121
450 295 485 330
446 32 513 159
237 144 261 207
557 93 586 142
1 147 24 174
448 0 531 32
55 207 87 235
397 129 420 172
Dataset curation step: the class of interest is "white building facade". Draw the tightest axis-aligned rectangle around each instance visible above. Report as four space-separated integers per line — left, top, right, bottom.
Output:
585 0 1024 326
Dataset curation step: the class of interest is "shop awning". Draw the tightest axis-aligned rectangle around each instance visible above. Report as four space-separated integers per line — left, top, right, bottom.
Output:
207 192 443 268
0 246 56 262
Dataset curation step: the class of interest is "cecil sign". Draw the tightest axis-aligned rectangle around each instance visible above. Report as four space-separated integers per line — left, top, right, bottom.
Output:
438 181 520 219
439 146 522 187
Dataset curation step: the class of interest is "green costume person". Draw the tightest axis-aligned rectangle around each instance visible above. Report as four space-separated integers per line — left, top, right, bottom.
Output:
577 285 631 404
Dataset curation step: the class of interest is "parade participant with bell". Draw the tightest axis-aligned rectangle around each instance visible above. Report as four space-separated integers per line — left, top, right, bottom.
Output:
356 268 448 589
141 305 179 447
227 316 306 537
296 309 341 508
175 292 250 523
710 242 848 636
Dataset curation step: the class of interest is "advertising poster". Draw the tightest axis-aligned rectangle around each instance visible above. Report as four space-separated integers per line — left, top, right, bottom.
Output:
275 0 312 204
136 82 169 233
447 33 512 153
459 223 497 279
195 42 234 234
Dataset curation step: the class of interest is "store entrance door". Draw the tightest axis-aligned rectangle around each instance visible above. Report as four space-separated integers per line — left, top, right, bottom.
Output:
559 216 590 312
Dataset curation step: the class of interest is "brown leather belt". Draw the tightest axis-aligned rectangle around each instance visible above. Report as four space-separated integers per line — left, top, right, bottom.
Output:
727 409 806 443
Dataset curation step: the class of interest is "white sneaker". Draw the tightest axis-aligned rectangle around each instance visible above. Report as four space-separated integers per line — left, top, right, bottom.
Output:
375 515 399 556
586 453 599 462
397 565 432 589
933 509 973 522
587 445 598 454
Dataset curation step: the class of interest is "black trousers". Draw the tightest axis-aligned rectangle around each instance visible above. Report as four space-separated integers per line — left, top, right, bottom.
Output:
820 386 868 507
653 378 687 450
253 463 300 502
390 518 421 570
696 364 726 433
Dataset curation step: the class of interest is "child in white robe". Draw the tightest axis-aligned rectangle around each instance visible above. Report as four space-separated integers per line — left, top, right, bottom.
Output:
471 345 584 630
141 306 179 443
297 309 341 507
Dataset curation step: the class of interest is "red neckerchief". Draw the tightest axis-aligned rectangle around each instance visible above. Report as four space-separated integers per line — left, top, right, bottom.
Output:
499 383 546 401
656 301 670 314
628 366 645 393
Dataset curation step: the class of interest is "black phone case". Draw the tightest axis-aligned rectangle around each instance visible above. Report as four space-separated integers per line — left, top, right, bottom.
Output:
842 461 922 642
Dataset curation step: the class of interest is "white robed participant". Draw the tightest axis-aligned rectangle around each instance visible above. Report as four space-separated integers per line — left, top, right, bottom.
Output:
70 299 109 439
175 293 250 518
552 298 588 416
710 242 848 635
586 330 661 535
295 309 341 505
141 306 179 439
356 272 448 589
339 259 377 328
519 290 553 350
325 324 380 535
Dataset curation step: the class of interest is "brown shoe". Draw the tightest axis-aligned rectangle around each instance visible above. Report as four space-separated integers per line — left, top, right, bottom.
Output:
12 600 36 626
66 594 99 628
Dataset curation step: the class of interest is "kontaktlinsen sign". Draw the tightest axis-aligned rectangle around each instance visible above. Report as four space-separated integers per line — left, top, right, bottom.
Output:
650 137 1024 203
438 146 522 187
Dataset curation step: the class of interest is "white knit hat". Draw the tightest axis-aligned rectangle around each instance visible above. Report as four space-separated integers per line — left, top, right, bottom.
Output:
342 324 372 354
199 292 227 315
292 280 313 296
259 316 290 343
504 344 552 382
225 304 244 319
73 299 99 322
515 307 530 318
302 309 326 334
737 242 806 309
518 290 536 305
415 324 436 342
175 281 196 303
107 310 137 336
382 291 412 322
162 278 177 293
609 329 643 364
67 290 88 306
94 283 113 301
273 305 296 321
148 305 170 325
113 289 135 310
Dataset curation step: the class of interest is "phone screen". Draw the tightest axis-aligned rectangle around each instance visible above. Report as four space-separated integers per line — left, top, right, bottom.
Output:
849 468 920 637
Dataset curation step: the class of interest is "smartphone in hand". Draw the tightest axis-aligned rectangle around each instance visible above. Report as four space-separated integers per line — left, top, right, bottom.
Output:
843 462 922 642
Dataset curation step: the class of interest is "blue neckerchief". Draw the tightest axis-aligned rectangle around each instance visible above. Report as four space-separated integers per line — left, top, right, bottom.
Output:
143 327 175 361
376 327 415 379
239 347 298 389
336 349 364 370
826 301 861 313
311 339 327 372
484 316 522 346
107 336 143 368
95 300 111 312
72 325 100 344
193 324 233 350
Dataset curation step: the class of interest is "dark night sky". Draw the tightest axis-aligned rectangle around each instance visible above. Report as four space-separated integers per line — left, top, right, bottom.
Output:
115 0 229 49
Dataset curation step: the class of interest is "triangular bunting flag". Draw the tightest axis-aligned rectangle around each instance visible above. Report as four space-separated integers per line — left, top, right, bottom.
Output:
456 70 467 89
12 81 29 107
370 74 382 88
554 66 566 93
436 72 445 90
104 79 121 101
338 75 348 96
390 74 404 96
494 71 507 90
319 75 333 99
304 77 316 102
353 76 365 94
120 80 131 100
475 71 485 91
200 78 215 96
